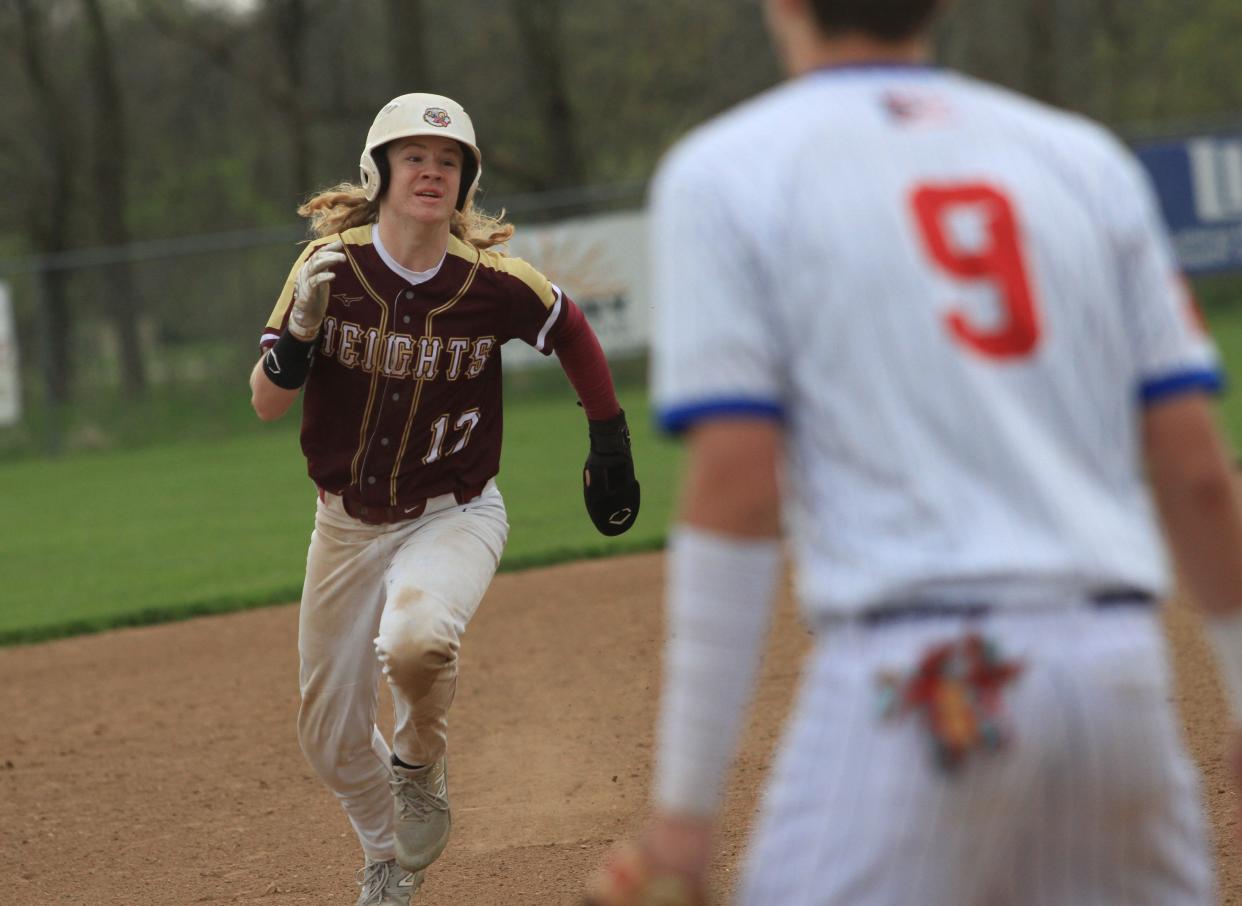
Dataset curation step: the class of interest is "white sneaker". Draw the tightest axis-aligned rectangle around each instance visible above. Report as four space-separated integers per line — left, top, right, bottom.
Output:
390 758 451 872
356 857 423 905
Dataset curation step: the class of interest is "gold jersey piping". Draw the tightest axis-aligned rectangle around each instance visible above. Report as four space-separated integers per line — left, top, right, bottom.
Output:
389 245 482 504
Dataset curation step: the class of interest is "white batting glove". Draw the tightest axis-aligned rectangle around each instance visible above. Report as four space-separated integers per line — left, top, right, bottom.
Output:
289 239 346 341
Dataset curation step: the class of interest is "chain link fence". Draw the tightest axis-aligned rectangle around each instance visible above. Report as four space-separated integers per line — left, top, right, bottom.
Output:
0 183 647 458
3 121 1242 460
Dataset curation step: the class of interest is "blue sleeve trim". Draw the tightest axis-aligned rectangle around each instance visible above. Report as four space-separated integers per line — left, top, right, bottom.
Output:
1139 368 1225 404
657 399 785 435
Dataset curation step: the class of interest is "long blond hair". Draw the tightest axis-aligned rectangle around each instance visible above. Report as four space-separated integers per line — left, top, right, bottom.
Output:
297 183 514 250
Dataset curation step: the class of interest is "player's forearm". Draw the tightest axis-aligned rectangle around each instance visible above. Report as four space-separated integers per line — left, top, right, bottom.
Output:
1144 395 1242 619
1146 394 1242 728
654 420 783 818
249 356 300 422
1156 481 1242 618
655 526 780 818
553 301 620 420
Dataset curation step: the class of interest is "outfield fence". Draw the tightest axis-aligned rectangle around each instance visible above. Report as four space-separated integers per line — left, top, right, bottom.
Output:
3 121 1242 460
0 183 647 458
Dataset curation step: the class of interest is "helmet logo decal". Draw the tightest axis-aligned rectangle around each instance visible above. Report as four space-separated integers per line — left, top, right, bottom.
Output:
423 107 451 128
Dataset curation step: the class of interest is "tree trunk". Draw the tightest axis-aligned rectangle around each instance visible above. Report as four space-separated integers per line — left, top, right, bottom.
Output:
512 0 587 190
1027 0 1060 106
15 0 75 409
267 0 313 194
82 0 147 397
384 0 428 94
1093 0 1128 122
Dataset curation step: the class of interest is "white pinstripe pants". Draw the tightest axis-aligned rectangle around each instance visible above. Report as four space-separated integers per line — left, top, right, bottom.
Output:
739 606 1215 906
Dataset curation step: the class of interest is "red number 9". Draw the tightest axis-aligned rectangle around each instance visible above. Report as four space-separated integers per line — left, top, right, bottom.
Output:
911 184 1041 360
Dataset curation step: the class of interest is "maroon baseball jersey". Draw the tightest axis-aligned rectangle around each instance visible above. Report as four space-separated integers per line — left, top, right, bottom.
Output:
262 225 569 510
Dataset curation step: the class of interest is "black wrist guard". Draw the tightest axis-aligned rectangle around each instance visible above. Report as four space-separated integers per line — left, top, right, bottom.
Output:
262 330 317 390
583 409 641 536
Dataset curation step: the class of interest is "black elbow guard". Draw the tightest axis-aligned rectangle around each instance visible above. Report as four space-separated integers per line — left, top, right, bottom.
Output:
262 330 317 389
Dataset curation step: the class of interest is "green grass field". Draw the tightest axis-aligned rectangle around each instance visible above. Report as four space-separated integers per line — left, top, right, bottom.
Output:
0 383 682 645
3 282 1241 646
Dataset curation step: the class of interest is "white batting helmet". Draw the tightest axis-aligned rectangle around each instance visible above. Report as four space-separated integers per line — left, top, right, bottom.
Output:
359 93 482 210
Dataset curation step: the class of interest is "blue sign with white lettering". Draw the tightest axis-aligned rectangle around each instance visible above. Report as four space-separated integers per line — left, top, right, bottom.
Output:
1134 133 1242 275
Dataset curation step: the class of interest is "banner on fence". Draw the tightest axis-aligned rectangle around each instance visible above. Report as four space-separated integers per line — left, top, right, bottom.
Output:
1135 132 1242 275
503 210 650 368
0 281 20 426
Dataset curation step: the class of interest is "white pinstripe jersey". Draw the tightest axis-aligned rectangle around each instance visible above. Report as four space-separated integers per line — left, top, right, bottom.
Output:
650 64 1222 616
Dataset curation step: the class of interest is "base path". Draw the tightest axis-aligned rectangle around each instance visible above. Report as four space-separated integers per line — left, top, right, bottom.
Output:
1 551 1238 904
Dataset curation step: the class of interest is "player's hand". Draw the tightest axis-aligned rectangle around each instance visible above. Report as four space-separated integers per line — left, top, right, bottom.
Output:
585 814 713 906
290 239 346 340
584 409 640 536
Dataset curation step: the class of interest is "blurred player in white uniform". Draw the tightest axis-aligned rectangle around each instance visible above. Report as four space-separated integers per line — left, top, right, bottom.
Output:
587 0 1242 904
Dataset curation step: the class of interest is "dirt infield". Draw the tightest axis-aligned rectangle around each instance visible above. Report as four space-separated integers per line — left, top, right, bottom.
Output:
1 551 1239 904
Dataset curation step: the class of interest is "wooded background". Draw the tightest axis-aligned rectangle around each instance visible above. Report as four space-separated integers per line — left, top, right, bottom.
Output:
0 0 1239 456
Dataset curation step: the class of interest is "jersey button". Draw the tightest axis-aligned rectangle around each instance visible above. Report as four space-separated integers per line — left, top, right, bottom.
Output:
367 476 376 485
392 392 400 402
403 315 412 325
405 290 414 299
380 437 390 447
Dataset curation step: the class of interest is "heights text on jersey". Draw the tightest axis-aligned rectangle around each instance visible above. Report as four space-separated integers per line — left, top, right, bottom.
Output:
262 226 567 512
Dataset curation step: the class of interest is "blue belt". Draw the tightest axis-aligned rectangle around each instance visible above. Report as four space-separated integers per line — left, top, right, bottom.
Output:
857 588 1155 628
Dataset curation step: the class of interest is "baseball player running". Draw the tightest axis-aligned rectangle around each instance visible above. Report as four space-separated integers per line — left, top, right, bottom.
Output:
249 92 640 905
588 1 1242 904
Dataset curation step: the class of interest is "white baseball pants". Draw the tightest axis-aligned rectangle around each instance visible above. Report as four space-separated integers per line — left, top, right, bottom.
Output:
739 605 1215 906
295 481 508 862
